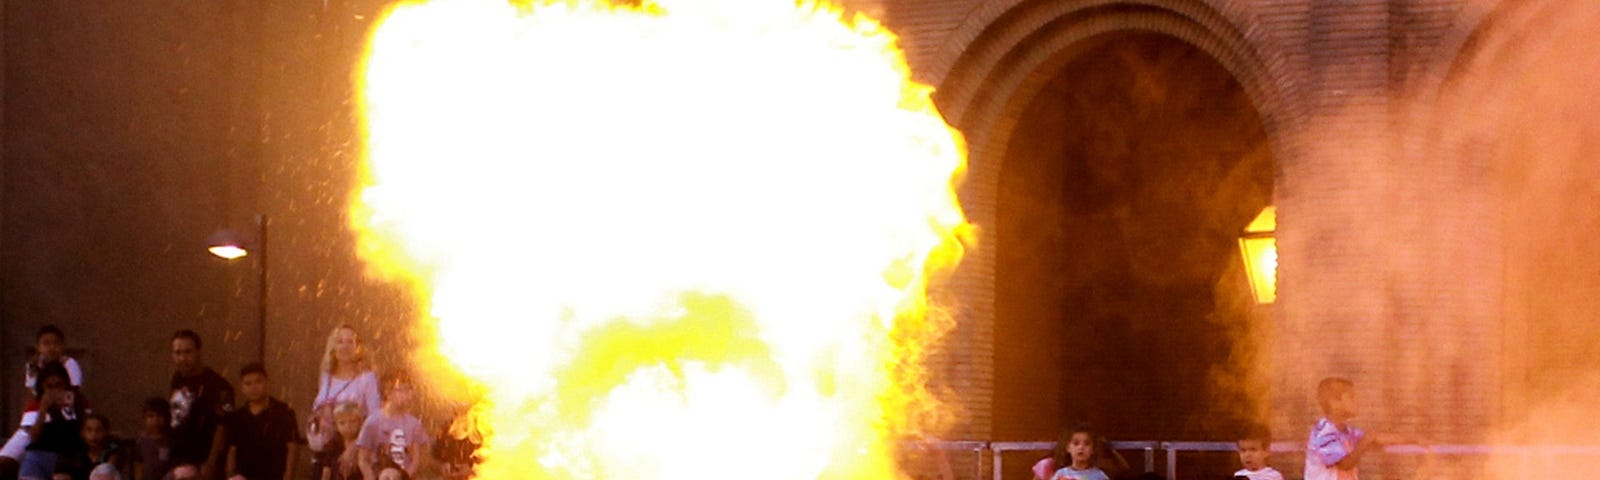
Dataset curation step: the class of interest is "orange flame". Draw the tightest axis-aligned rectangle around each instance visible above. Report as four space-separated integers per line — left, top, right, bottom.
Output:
350 0 969 478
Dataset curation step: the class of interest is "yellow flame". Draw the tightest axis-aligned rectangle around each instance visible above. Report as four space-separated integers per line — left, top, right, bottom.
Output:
350 0 969 478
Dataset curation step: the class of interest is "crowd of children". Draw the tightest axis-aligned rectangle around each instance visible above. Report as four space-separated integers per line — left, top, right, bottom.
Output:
0 326 479 480
1026 377 1408 480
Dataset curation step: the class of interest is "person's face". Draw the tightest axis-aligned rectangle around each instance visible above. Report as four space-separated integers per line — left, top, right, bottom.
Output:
387 383 414 410
335 414 363 439
171 337 200 374
1068 432 1094 466
333 328 359 364
1237 439 1268 471
36 333 64 361
40 375 69 405
82 418 107 447
142 410 164 432
241 372 269 402
1332 391 1359 419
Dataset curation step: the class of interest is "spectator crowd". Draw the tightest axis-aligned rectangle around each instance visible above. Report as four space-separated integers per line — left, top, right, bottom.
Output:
0 325 1410 480
0 325 478 480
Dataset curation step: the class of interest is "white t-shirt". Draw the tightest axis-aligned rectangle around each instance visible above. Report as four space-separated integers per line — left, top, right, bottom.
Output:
314 370 382 417
23 356 83 391
1235 467 1285 480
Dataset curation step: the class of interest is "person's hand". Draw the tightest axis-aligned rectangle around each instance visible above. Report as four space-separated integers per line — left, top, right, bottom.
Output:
38 388 62 408
339 451 358 476
230 475 248 480
52 473 72 480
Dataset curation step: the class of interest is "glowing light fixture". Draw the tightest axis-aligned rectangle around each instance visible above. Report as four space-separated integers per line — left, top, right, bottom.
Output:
1239 206 1277 304
207 241 250 260
204 215 269 361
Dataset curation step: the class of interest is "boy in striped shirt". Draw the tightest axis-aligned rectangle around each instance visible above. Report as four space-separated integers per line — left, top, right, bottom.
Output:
1304 377 1399 480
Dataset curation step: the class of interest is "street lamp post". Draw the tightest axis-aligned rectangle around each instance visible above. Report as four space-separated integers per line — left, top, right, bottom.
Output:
206 214 268 362
1238 206 1277 304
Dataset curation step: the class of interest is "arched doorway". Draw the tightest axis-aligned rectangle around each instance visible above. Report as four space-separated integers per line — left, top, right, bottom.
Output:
990 31 1273 476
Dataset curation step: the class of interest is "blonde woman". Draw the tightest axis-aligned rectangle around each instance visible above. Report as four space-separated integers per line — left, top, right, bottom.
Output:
307 325 381 453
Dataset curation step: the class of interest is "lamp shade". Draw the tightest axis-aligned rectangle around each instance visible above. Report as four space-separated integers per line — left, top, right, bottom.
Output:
1238 206 1277 304
206 228 253 260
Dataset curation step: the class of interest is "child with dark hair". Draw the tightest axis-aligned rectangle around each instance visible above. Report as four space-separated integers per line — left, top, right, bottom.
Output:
1234 424 1282 480
25 326 83 390
222 363 299 480
4 327 86 469
18 362 89 480
1304 377 1409 480
356 371 430 480
1046 425 1115 480
55 414 126 480
131 398 172 480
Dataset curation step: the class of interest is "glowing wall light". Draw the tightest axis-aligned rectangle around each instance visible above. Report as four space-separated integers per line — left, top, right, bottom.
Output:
1238 206 1276 304
204 214 269 361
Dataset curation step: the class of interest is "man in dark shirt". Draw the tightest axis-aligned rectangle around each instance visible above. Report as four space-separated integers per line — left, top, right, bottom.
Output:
168 330 235 479
224 363 298 480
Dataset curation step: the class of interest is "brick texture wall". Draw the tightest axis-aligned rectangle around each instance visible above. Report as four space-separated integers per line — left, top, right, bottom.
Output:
881 1 1510 478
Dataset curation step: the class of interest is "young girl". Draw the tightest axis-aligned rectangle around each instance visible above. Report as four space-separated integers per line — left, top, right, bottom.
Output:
313 402 366 480
18 362 89 480
131 399 171 480
57 414 124 480
1049 426 1113 480
308 326 382 454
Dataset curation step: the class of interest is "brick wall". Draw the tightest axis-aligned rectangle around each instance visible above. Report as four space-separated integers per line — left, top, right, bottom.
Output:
884 1 1512 478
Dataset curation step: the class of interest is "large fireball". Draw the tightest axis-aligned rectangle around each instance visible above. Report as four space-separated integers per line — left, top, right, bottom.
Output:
350 0 969 478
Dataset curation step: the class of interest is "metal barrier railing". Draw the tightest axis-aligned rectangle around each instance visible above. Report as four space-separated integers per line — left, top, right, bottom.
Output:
988 441 1158 480
919 440 1600 480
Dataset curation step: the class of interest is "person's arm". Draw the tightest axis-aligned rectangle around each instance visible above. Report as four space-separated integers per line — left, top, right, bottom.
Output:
282 442 298 480
203 425 228 479
363 374 383 418
282 407 300 480
65 358 84 387
129 447 145 480
358 446 377 480
320 463 333 480
225 446 238 479
405 442 427 477
23 394 55 438
111 450 130 479
1332 431 1384 470
1309 425 1353 469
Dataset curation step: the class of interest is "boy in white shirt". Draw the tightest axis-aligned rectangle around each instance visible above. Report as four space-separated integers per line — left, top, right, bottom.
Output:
1234 424 1283 480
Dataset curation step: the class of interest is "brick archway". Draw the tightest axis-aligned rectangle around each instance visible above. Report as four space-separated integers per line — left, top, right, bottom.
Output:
923 0 1295 442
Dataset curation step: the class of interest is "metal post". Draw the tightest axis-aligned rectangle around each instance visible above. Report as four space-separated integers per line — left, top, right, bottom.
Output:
1165 445 1177 480
975 444 986 480
993 446 1003 480
255 214 268 363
